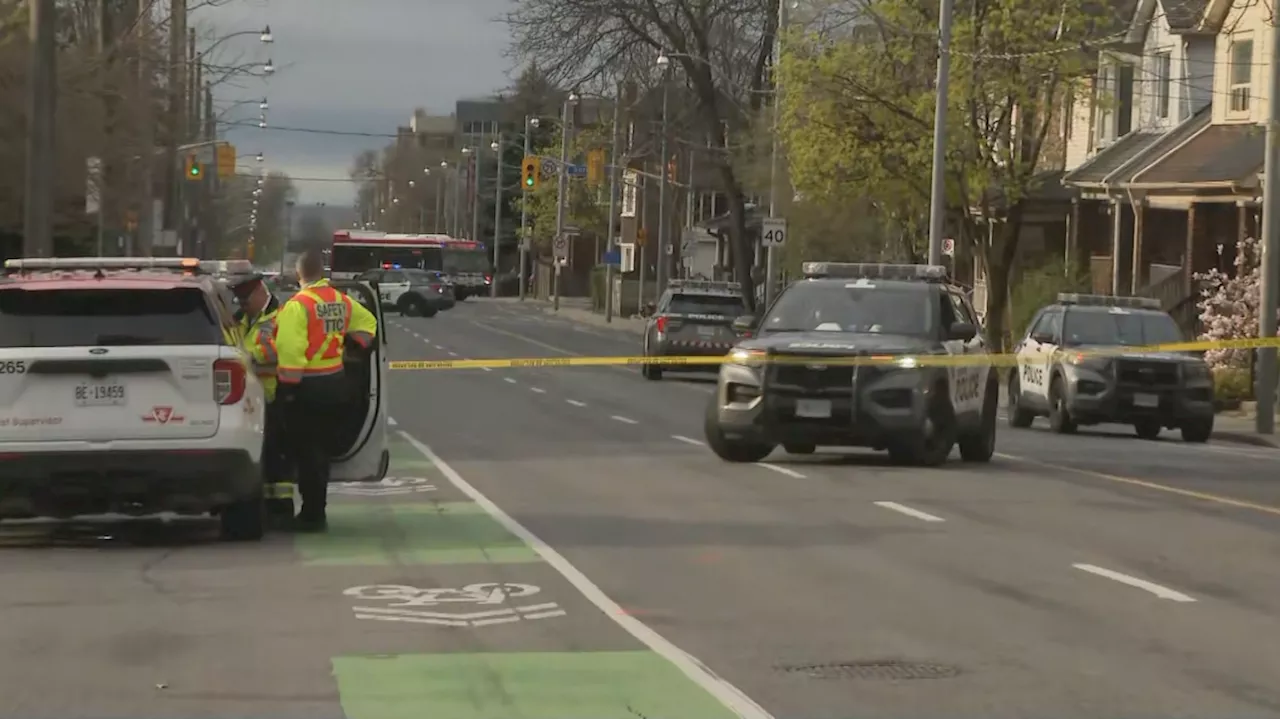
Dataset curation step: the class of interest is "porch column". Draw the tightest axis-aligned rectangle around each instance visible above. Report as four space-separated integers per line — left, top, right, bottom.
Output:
1111 198 1124 295
1184 204 1197 296
1066 198 1080 275
1130 197 1146 293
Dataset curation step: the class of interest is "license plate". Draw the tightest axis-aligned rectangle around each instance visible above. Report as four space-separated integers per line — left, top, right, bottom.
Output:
75 381 126 407
697 326 717 338
1133 393 1158 408
795 399 832 418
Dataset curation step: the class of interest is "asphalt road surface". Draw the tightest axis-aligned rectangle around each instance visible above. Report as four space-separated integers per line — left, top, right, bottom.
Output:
4 298 1280 719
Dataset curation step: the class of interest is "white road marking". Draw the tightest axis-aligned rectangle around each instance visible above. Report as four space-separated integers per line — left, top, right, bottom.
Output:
566 399 587 407
397 432 775 719
873 501 944 522
611 415 639 424
1072 563 1196 602
671 434 705 446
530 387 546 394
448 351 459 357
503 377 518 384
387 416 398 426
482 367 494 372
759 463 805 478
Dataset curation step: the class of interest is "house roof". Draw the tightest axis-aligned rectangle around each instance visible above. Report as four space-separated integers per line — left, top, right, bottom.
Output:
1164 0 1211 30
1063 103 1212 188
1130 122 1265 187
983 171 1075 212
1062 131 1164 186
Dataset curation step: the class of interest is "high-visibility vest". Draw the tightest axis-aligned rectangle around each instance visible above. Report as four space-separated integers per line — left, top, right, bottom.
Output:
275 279 377 384
239 300 281 401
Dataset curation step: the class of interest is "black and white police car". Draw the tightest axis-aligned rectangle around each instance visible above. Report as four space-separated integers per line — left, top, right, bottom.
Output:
704 262 997 466
1008 292 1214 441
639 280 749 380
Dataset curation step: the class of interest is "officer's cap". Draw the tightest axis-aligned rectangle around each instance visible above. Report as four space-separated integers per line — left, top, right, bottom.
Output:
227 272 265 297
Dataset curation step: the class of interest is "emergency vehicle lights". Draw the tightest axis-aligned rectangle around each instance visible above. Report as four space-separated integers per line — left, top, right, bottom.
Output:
5 257 204 271
1057 293 1161 309
199 259 254 276
668 280 742 292
802 262 948 281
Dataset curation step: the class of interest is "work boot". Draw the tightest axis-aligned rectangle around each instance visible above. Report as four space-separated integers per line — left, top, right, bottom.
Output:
293 508 327 533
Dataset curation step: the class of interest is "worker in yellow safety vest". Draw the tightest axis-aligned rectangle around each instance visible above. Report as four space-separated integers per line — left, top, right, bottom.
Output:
274 249 378 532
228 271 296 524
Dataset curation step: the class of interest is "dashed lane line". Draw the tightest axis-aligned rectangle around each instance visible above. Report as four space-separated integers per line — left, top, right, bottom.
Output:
1072 563 1196 602
387 416 398 427
671 435 704 446
566 399 587 407
503 377 518 384
873 501 944 522
530 387 547 394
758 463 805 479
611 415 639 425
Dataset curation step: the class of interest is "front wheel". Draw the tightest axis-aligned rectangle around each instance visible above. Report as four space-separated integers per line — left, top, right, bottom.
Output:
642 363 663 380
1134 418 1162 440
1181 417 1213 443
888 388 956 467
1007 376 1034 428
1048 377 1077 434
959 380 998 462
704 397 774 462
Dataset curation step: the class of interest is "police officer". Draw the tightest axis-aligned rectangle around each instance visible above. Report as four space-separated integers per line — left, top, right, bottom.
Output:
274 249 378 532
228 272 295 524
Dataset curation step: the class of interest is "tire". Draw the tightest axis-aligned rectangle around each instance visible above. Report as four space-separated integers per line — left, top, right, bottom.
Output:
783 443 816 455
219 497 266 541
704 396 774 462
642 363 663 380
888 386 956 467
1181 417 1213 443
1047 377 1077 434
1007 376 1034 428
400 297 421 317
959 379 998 462
1134 418 1162 440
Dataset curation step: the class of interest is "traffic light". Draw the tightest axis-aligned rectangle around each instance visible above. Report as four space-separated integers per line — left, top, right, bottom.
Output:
521 156 539 191
587 149 605 186
184 154 202 181
216 143 236 178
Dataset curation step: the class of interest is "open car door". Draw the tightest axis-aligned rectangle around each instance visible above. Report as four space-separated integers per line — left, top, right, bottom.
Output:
327 280 390 483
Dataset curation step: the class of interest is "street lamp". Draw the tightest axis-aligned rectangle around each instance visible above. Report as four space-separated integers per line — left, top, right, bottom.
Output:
653 54 672 296
551 91 579 311
263 58 275 74
259 98 269 110
656 52 671 69
255 152 264 162
258 115 267 128
530 117 540 129
491 140 500 152
260 25 273 43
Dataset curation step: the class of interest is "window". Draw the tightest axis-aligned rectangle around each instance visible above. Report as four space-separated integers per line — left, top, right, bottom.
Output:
760 283 935 336
1153 51 1172 119
1030 311 1061 343
1230 37 1253 113
662 293 748 317
1061 309 1183 347
0 287 222 348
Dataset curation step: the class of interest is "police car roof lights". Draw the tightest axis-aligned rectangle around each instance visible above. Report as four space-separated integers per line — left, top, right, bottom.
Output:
199 259 254 276
5 256 205 272
1057 292 1161 310
802 262 949 282
668 279 742 292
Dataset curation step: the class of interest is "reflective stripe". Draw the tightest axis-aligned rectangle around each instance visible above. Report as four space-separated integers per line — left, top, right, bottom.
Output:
292 283 350 374
264 483 295 499
349 330 373 348
278 367 304 383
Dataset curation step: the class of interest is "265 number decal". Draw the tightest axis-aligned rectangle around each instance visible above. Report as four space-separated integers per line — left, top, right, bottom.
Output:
0 360 26 374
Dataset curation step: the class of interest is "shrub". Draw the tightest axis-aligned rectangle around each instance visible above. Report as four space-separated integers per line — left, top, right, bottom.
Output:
1195 236 1260 369
1213 367 1252 404
1007 256 1090 342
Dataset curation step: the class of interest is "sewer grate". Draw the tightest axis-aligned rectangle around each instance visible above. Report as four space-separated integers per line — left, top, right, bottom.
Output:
775 660 961 680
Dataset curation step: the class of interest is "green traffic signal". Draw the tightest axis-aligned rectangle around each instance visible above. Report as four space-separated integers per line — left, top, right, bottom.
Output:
524 176 534 186
190 166 200 176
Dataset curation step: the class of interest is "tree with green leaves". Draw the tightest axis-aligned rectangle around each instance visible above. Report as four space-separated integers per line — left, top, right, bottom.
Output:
780 0 1120 347
514 125 611 256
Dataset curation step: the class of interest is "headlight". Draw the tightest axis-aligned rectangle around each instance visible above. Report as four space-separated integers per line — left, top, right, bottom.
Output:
726 349 766 366
1064 352 1110 371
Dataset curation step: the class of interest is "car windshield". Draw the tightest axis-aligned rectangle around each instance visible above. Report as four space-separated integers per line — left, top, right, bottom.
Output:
0 287 222 347
1062 308 1183 347
761 282 934 335
664 293 746 317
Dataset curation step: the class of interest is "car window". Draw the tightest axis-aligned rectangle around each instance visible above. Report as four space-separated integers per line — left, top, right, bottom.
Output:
357 270 382 282
762 282 934 335
663 293 747 317
1032 310 1061 342
0 286 224 347
1062 308 1182 347
383 271 407 283
948 291 977 326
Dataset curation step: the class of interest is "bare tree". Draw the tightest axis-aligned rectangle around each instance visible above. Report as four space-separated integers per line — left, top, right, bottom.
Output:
505 0 779 308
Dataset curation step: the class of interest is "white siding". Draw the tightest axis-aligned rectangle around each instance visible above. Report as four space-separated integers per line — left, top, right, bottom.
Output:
1064 77 1097 170
1212 0 1269 124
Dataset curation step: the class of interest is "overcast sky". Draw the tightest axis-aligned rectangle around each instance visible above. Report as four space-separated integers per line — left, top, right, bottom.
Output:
204 0 513 208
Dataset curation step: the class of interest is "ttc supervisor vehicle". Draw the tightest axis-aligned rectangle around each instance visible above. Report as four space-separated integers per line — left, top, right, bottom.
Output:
639 279 749 381
704 262 998 467
1007 293 1214 442
0 257 392 541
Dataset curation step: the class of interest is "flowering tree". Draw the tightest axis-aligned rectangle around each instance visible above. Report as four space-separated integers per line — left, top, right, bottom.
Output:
1195 235 1261 368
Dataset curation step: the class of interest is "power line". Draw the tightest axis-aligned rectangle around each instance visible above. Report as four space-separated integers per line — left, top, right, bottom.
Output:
219 120 398 137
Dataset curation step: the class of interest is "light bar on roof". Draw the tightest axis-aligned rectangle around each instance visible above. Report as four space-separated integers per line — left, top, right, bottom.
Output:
5 257 202 271
802 262 948 281
200 259 254 275
668 279 742 292
1057 292 1161 309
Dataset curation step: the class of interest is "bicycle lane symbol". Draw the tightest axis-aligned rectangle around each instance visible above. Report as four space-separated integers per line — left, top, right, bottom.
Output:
331 476 438 497
342 582 566 627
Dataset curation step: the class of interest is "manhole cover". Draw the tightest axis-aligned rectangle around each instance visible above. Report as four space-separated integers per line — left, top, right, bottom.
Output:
776 660 960 680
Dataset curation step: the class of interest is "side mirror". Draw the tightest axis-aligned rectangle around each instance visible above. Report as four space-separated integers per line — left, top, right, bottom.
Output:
1030 331 1053 344
640 303 656 317
948 321 978 341
732 314 757 334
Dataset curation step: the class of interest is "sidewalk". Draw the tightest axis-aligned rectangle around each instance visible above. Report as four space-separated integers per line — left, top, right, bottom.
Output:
1211 412 1280 448
497 296 648 334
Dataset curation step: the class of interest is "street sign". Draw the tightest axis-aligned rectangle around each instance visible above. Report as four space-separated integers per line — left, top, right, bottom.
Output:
566 164 587 178
603 249 621 265
540 158 557 179
553 235 569 260
942 238 955 256
761 217 787 247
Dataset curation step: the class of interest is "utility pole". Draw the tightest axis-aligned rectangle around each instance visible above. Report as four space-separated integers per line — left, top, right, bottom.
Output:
604 87 622 322
280 200 294 274
519 115 533 301
23 0 57 258
471 143 482 244
925 0 955 266
134 1 153 256
435 172 445 233
161 0 186 252
656 77 670 295
492 131 503 298
95 0 110 258
765 0 787 306
1256 11 1280 434
553 94 574 312
453 163 463 237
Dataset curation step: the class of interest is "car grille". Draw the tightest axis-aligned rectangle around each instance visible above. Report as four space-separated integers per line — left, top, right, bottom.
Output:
768 356 867 394
1116 359 1178 388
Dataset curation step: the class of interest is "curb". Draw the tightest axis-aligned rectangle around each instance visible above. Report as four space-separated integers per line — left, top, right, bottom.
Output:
1211 430 1280 449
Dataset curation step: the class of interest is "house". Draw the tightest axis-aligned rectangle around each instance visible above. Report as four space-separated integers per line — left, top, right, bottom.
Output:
1063 0 1261 327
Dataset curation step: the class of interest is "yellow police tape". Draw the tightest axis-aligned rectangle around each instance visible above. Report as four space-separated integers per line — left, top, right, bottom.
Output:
387 336 1280 371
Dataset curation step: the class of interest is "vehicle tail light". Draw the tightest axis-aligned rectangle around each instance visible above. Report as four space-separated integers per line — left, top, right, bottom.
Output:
213 359 246 405
655 316 667 333
483 274 492 284
430 283 443 293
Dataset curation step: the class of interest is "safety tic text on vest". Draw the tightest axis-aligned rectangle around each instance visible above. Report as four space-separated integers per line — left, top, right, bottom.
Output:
316 301 348 334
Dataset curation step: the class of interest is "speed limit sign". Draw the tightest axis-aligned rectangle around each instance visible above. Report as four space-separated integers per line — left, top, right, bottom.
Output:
942 238 955 256
761 217 787 247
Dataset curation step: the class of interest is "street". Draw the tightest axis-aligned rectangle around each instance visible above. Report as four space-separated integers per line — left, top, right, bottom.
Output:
4 298 1280 719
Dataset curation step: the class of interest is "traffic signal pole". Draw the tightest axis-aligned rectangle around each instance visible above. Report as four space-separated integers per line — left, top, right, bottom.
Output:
519 116 532 301
492 131 503 299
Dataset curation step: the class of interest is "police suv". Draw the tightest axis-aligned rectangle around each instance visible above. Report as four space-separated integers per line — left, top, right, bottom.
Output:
640 280 749 380
1008 293 1214 441
0 257 391 540
355 267 454 317
704 262 997 466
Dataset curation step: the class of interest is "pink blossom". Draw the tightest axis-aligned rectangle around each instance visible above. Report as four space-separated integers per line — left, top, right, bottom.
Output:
1194 236 1263 368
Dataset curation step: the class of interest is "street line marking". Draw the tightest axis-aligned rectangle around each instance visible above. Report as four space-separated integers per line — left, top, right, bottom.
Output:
611 415 639 424
530 387 546 393
759 463 805 478
482 367 493 372
387 417 398 426
996 452 1280 517
503 377 517 384
397 432 776 719
873 501 944 522
566 399 587 407
672 434 705 446
1072 563 1196 602
448 351 459 357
